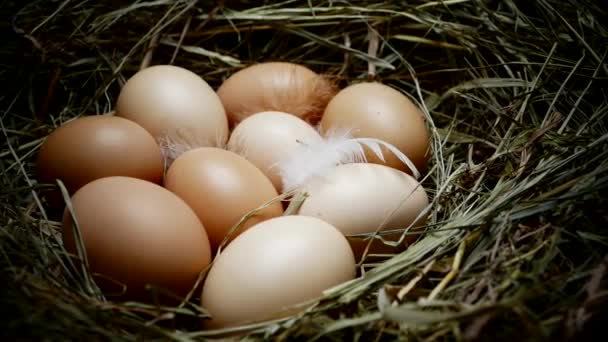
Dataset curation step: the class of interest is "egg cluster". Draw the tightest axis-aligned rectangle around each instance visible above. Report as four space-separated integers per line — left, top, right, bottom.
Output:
36 62 431 329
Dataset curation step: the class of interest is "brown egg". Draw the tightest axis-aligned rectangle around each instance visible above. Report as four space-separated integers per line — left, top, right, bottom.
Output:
164 147 283 253
115 64 228 148
227 111 323 193
36 115 164 196
217 62 337 127
201 215 356 329
61 176 212 302
296 163 429 261
319 82 430 174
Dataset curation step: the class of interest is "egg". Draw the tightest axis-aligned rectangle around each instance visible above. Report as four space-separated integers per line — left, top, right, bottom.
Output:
36 115 164 196
217 62 337 127
319 82 430 174
164 147 283 253
296 163 429 260
201 215 356 329
61 176 212 302
227 111 323 192
115 64 228 147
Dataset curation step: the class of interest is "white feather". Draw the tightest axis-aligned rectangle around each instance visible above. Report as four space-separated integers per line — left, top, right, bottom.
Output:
157 128 226 170
158 134 196 168
275 128 420 192
355 137 421 179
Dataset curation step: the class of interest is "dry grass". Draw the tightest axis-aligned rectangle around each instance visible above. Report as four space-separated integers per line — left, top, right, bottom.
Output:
1 0 607 341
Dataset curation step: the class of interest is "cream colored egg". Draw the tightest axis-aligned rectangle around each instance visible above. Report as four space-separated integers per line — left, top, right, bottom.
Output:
227 111 323 192
297 163 429 260
115 65 228 147
201 215 356 329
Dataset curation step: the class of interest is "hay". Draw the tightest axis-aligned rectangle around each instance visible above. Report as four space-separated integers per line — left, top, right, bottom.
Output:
2 0 607 340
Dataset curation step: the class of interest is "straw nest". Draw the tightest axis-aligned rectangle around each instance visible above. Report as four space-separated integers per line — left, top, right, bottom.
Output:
2 1 607 341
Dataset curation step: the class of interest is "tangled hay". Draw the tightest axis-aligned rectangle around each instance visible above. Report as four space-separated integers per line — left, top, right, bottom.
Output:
2 0 607 340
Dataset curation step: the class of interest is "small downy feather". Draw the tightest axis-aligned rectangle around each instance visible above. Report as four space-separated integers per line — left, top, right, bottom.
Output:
158 128 226 171
275 128 421 192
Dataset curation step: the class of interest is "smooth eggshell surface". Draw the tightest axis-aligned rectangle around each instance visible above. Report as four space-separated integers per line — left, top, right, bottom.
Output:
201 215 356 329
217 62 337 127
297 163 429 260
227 111 323 192
36 115 164 195
320 82 430 174
61 176 212 302
116 65 228 146
164 147 283 253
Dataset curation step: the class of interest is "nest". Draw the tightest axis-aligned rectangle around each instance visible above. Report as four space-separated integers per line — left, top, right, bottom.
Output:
2 0 607 340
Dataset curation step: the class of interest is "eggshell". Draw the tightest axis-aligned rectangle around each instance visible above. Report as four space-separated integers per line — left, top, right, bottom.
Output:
217 62 337 127
227 111 323 192
116 64 228 146
201 215 356 329
61 176 212 302
164 147 283 253
319 82 430 174
36 115 164 195
297 163 429 260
